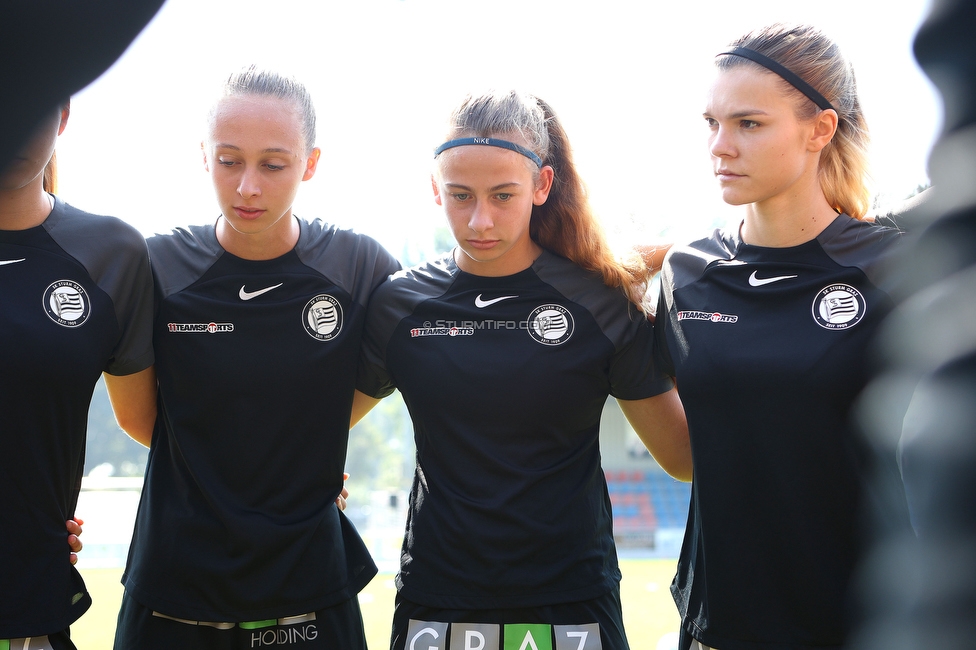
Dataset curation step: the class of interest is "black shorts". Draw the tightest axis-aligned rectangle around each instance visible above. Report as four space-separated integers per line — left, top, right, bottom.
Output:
0 630 76 650
113 591 366 650
391 587 628 650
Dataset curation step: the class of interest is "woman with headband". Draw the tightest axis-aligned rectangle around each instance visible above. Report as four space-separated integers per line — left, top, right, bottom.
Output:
653 24 909 650
355 90 691 650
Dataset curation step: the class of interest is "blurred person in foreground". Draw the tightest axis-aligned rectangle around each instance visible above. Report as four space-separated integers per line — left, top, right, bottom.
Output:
0 0 165 166
852 0 976 647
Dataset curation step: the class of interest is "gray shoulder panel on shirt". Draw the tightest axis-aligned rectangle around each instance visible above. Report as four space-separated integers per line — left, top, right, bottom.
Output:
660 229 734 312
148 219 399 303
294 218 400 307
368 254 456 351
44 197 155 374
146 223 223 300
817 215 903 292
358 254 455 399
532 251 645 352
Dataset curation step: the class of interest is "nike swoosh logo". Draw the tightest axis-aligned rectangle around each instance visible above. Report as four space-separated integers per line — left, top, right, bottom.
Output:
239 283 283 300
749 271 797 287
0 258 26 266
474 294 518 308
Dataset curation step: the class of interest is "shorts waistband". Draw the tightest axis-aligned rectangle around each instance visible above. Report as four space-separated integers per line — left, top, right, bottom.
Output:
0 637 55 650
151 611 316 630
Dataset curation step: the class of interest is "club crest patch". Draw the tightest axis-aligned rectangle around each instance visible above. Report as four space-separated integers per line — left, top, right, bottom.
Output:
303 294 343 341
812 283 865 330
527 304 574 346
43 280 91 327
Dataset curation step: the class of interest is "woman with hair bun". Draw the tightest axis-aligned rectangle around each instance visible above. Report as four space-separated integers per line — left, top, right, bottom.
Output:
113 67 400 650
654 24 909 650
355 89 691 650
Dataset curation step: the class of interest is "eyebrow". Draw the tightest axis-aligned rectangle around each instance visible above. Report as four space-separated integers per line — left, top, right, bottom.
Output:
731 109 769 119
214 144 297 156
703 110 770 119
444 182 522 192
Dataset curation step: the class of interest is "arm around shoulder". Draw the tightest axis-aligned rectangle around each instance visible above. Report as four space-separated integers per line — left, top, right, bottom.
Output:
103 366 158 447
617 386 692 482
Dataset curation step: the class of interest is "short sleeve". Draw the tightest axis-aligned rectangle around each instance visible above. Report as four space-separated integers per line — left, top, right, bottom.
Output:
45 199 154 376
356 281 398 399
608 314 674 400
104 233 154 375
652 288 676 378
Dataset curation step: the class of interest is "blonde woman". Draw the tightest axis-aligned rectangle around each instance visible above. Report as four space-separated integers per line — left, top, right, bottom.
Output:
654 24 909 650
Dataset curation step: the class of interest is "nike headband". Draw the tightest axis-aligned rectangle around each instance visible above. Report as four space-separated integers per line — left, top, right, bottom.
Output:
718 46 836 113
434 137 543 168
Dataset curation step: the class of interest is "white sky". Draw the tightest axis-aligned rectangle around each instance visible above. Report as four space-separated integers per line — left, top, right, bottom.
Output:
56 0 938 261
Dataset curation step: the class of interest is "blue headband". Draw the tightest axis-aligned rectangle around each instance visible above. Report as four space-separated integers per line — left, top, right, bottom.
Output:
434 137 543 167
719 46 836 113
